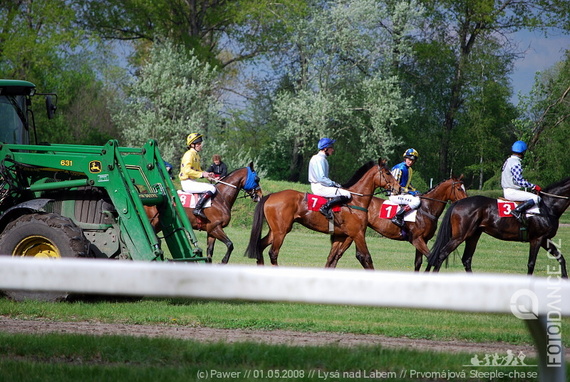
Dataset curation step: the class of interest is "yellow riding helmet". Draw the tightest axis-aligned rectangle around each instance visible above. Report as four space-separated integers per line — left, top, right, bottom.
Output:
403 148 419 160
186 133 203 146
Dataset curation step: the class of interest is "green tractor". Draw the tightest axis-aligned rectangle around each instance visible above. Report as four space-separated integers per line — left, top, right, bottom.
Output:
0 79 206 299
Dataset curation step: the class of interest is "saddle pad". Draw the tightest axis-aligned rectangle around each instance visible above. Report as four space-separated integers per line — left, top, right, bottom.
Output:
497 200 540 217
306 194 342 212
379 201 417 222
177 191 213 209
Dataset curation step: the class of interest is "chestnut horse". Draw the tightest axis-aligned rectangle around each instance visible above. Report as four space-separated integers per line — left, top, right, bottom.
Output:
426 177 570 278
245 160 401 269
148 162 262 264
326 176 467 270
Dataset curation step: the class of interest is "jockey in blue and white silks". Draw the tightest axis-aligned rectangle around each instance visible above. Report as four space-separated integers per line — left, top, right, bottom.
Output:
308 138 351 219
501 140 541 223
389 148 421 227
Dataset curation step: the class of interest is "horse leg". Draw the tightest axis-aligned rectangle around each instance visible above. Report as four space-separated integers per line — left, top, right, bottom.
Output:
268 233 287 266
542 239 568 278
326 236 353 268
353 233 374 270
430 239 464 272
460 231 482 273
208 226 233 264
526 240 542 276
206 236 216 263
412 238 430 272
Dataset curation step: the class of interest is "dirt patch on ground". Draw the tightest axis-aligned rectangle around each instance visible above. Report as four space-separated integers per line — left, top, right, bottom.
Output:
2 317 568 361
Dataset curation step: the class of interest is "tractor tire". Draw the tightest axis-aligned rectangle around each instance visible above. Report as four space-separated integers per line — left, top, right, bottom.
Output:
0 213 91 302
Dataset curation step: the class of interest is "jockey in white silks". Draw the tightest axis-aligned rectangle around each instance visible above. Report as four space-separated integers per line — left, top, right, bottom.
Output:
501 140 542 224
308 138 351 219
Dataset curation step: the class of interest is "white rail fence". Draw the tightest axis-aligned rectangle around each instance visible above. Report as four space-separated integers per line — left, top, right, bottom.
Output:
0 257 567 381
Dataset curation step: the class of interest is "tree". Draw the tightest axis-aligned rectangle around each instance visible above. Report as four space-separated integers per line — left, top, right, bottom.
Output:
418 0 570 179
257 0 420 181
516 51 570 185
113 40 221 165
0 0 117 145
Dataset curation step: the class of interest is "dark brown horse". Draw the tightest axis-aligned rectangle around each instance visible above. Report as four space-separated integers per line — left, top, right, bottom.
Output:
326 176 467 270
245 160 401 269
426 177 570 278
148 163 262 263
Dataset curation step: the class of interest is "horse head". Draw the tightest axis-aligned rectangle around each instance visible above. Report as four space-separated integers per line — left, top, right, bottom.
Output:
442 174 467 202
242 162 263 202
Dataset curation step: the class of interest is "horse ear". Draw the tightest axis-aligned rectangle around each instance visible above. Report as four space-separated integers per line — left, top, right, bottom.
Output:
249 161 254 171
459 174 464 180
378 158 387 167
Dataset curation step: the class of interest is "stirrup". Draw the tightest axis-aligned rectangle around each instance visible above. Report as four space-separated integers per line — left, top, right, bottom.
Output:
391 216 405 227
320 207 333 220
193 208 207 219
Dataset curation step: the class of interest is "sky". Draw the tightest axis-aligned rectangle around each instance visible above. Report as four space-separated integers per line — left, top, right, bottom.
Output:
510 30 570 103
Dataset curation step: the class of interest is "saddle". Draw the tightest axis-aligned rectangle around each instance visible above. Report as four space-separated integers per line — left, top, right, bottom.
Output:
379 201 417 222
305 194 342 212
177 191 213 209
496 199 540 217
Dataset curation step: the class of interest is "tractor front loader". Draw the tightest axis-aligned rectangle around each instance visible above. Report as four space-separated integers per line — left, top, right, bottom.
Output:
0 79 206 300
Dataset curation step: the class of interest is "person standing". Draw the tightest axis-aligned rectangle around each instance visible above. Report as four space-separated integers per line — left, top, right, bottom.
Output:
308 138 351 219
179 133 216 218
501 140 541 224
389 148 421 227
206 154 228 178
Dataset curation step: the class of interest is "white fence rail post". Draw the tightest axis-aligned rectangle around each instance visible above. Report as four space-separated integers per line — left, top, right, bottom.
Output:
0 257 567 381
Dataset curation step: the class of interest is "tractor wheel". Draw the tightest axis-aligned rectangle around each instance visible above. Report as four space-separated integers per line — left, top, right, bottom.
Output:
0 213 91 301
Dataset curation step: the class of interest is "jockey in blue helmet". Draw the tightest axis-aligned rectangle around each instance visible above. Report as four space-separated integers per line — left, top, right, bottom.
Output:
501 140 541 224
308 138 352 219
389 148 421 228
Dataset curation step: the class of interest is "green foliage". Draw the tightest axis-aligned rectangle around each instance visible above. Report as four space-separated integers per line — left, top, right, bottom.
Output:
113 41 221 164
516 51 570 186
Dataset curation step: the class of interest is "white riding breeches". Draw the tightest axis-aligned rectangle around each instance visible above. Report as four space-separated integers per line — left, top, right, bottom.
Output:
310 183 351 198
389 194 421 209
181 179 217 194
503 188 540 204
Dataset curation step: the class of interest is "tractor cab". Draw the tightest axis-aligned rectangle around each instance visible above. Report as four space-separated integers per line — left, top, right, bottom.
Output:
0 79 56 145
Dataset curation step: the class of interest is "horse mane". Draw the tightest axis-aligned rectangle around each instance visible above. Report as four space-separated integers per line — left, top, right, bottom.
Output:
422 179 447 195
423 176 460 195
342 161 377 188
222 167 240 178
544 176 570 193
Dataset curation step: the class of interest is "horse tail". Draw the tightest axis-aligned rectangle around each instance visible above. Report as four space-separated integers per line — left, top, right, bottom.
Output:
427 202 456 267
245 194 269 259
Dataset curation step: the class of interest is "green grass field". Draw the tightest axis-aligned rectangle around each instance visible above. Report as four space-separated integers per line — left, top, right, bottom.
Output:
0 180 569 381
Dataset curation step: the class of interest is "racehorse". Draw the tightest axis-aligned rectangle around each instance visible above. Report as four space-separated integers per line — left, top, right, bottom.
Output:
148 163 262 264
245 159 401 269
425 177 570 278
326 176 467 270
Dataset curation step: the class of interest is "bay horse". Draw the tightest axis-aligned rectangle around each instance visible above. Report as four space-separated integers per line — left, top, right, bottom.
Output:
326 176 467 270
426 177 570 278
245 159 401 269
148 162 262 264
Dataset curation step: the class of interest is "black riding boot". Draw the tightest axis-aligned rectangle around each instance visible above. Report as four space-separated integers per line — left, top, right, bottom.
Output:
193 191 214 219
511 199 535 224
391 205 412 228
319 195 350 220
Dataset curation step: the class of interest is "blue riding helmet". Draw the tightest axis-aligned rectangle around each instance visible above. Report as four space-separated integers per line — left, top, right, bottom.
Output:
512 140 527 153
318 138 336 150
403 148 419 160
